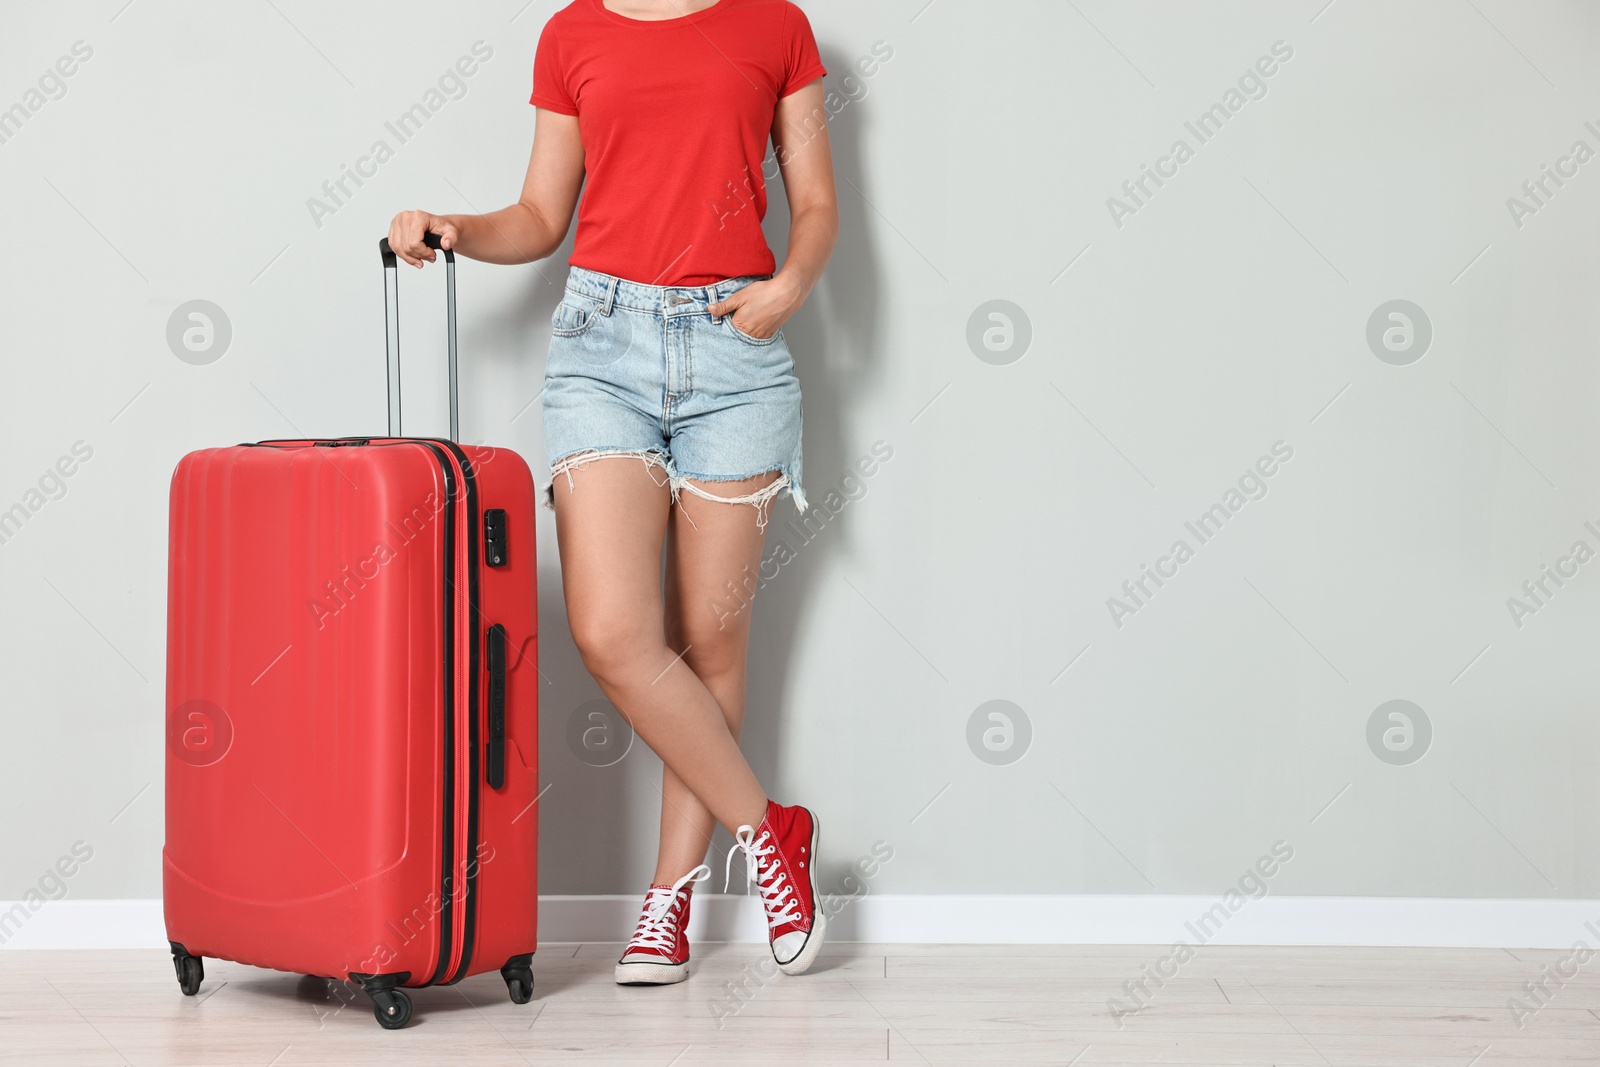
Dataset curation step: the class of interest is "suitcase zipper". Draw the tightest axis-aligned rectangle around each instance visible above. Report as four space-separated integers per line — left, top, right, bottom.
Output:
424 440 482 985
416 442 462 988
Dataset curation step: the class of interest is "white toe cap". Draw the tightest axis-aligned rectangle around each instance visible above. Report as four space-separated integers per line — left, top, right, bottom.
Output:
772 929 808 965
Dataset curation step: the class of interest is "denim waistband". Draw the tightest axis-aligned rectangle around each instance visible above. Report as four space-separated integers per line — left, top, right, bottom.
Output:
564 264 771 316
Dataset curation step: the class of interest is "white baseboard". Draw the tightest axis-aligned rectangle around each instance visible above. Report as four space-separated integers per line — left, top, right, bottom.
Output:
5 895 1600 950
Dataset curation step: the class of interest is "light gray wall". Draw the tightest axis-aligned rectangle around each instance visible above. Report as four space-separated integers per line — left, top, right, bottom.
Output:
2 0 1597 903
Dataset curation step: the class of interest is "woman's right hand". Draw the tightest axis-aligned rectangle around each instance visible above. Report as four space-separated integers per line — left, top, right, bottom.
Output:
387 211 461 268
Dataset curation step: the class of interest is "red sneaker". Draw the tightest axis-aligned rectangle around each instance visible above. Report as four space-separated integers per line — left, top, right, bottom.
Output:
725 800 826 976
614 864 710 985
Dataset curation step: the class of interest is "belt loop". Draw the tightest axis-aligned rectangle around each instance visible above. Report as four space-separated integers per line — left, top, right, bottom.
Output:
602 277 618 316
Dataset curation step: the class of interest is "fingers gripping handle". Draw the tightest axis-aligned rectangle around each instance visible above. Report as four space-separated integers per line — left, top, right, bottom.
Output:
379 233 459 441
377 230 451 266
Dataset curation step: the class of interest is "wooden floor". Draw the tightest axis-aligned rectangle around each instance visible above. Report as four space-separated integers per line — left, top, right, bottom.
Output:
3 943 1596 1065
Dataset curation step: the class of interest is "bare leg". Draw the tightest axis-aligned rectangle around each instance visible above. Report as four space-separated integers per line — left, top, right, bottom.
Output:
551 456 768 836
653 472 779 885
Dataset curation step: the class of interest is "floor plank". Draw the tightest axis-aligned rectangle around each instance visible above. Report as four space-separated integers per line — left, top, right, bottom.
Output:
1 944 1594 1065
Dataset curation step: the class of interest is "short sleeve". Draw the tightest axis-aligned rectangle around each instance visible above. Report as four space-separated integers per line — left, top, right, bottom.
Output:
778 3 827 98
529 19 579 115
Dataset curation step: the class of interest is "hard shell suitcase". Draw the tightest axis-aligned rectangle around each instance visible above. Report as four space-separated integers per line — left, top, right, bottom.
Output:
163 235 538 1028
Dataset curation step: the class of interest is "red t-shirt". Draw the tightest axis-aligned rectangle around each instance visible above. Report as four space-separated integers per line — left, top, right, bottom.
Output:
530 0 827 286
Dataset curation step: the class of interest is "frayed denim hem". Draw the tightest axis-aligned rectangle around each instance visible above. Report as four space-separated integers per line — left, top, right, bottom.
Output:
543 451 806 532
542 448 673 511
672 468 793 531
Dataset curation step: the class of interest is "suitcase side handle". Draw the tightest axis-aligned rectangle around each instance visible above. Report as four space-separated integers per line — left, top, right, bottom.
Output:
485 623 507 790
379 233 459 441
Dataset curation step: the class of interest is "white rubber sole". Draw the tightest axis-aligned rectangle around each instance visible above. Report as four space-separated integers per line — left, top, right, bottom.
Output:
775 809 827 976
614 958 690 985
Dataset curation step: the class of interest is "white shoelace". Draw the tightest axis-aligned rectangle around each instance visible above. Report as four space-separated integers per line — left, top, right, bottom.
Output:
627 864 709 952
724 826 801 931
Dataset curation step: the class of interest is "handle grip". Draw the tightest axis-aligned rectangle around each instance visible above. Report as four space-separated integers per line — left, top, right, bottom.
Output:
485 624 507 790
379 231 452 264
380 232 458 440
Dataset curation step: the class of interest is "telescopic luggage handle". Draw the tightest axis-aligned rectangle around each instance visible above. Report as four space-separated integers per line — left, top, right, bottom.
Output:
379 232 458 441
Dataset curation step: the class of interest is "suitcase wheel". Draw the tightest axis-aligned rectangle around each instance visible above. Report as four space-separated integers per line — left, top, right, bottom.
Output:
169 943 204 996
370 988 413 1030
500 954 535 1005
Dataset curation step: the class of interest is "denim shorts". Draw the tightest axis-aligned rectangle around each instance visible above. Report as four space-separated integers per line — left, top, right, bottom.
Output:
541 265 807 526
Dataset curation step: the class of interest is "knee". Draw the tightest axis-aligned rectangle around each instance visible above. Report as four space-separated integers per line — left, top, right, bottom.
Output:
678 624 746 688
568 607 662 685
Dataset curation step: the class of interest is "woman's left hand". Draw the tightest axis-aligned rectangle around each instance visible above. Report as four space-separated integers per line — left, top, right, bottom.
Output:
708 275 803 340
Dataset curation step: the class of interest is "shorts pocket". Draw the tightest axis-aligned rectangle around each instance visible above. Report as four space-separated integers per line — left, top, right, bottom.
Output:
552 293 601 337
726 318 782 346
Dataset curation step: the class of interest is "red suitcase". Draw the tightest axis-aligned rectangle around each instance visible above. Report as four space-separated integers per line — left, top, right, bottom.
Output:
163 235 539 1028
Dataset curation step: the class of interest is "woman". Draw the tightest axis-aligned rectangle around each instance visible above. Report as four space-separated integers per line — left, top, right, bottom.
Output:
386 0 837 984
